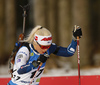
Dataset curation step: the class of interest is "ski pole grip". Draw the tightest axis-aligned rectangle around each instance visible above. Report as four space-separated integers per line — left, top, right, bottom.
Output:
77 36 79 40
39 62 43 66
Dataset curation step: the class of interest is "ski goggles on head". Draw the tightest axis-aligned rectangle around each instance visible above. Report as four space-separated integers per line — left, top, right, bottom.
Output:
35 40 51 49
34 34 52 49
34 34 52 45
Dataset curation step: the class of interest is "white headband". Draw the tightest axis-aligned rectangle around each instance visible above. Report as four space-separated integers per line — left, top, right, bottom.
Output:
34 34 52 45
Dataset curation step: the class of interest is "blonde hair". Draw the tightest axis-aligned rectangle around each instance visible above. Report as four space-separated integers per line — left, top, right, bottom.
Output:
22 25 51 44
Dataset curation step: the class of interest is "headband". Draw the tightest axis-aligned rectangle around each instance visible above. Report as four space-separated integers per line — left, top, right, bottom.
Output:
34 34 52 45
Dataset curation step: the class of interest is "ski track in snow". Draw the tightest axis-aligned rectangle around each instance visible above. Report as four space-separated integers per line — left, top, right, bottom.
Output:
0 64 100 77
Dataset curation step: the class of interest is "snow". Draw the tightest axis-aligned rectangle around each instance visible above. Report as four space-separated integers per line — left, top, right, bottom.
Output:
43 67 100 77
0 64 100 78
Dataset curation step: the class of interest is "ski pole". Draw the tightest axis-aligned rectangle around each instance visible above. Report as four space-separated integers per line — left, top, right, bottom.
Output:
77 36 81 85
75 25 81 85
29 62 43 85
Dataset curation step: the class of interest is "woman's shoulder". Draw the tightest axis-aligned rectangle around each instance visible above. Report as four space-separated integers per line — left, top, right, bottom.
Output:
17 44 30 57
49 43 58 54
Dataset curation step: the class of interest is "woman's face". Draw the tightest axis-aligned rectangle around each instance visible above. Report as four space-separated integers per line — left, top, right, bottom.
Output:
33 41 51 54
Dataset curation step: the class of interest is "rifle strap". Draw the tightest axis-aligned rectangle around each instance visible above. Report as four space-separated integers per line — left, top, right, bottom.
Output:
22 42 30 51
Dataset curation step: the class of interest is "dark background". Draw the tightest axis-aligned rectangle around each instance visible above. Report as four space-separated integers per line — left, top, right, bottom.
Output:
0 0 100 70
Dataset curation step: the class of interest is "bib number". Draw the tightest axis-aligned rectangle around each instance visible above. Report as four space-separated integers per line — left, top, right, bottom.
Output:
30 69 44 78
13 75 20 80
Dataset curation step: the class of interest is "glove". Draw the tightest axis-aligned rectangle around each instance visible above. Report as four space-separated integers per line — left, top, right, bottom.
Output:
32 52 49 67
73 26 82 40
37 52 49 63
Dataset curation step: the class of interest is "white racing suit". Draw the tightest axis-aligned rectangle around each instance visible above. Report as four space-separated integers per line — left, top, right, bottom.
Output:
8 40 77 85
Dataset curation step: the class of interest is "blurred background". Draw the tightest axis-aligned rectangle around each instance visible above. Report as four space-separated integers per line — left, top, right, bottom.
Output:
0 0 100 76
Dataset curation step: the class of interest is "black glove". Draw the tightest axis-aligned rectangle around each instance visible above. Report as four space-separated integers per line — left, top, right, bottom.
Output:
73 26 82 40
32 52 49 67
37 52 49 63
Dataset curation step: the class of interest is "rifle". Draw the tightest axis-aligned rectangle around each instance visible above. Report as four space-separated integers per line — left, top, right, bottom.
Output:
9 4 30 77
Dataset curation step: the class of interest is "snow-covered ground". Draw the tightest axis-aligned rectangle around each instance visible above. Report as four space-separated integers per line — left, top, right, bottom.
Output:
43 67 100 77
0 64 100 78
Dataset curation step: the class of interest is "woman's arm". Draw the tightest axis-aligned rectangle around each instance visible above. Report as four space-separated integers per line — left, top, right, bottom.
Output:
49 40 77 57
15 46 34 74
